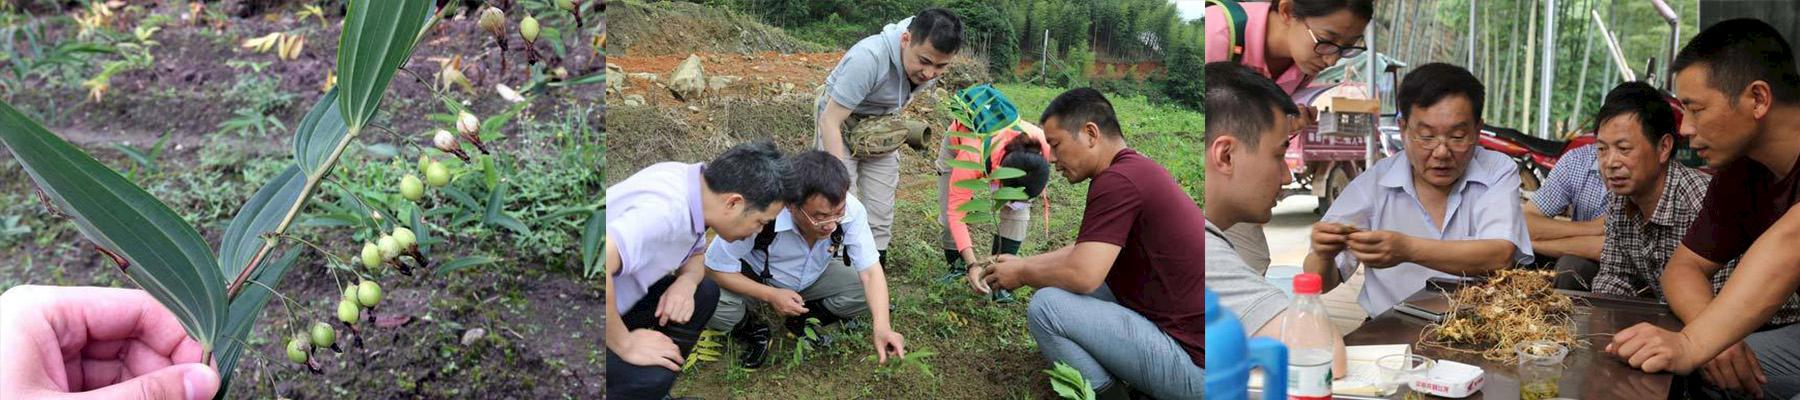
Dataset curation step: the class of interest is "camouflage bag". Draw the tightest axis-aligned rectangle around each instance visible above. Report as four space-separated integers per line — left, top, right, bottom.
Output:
843 113 932 158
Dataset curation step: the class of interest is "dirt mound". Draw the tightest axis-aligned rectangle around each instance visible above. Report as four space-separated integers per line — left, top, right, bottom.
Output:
605 0 828 56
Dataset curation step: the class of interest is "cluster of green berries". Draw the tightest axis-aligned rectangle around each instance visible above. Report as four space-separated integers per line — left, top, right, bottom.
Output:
362 226 426 276
287 280 382 371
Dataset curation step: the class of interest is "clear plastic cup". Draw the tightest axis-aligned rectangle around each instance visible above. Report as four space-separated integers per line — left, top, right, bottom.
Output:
1516 340 1569 400
1376 354 1434 395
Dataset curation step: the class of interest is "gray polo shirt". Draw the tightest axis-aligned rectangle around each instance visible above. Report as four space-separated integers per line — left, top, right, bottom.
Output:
820 16 938 117
1206 220 1290 333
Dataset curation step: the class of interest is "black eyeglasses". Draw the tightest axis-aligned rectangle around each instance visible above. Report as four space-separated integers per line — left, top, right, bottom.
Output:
1304 22 1366 58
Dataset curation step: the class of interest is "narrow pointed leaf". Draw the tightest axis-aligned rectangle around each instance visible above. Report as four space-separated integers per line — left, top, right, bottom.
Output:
435 255 500 275
989 166 1028 181
292 89 347 172
483 183 531 235
0 101 225 349
581 209 602 272
214 248 301 399
337 0 434 130
955 200 991 213
947 129 983 140
218 165 305 278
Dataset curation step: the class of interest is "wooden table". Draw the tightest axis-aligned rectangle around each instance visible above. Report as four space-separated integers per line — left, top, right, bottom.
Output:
1339 284 1686 399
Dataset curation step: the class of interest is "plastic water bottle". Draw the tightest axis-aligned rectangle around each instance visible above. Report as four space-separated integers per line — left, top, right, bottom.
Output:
1280 273 1338 400
1205 288 1287 400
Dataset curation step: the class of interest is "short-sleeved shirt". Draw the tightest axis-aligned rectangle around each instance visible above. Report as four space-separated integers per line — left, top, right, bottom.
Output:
1204 2 1315 94
1323 149 1535 316
605 162 708 314
1533 144 1609 221
1205 220 1290 339
1592 163 1800 327
1684 151 1800 265
1075 149 1206 368
704 195 881 290
821 16 935 117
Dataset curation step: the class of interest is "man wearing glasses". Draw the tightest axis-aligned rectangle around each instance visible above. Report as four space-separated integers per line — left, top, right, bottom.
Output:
1303 63 1534 317
699 151 905 369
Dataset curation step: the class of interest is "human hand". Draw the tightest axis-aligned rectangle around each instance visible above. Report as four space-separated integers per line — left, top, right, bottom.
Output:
1311 222 1355 259
656 279 697 326
0 285 221 400
616 329 683 371
1701 340 1766 398
982 254 1027 292
1606 322 1703 374
1347 230 1412 268
764 288 809 317
871 328 907 364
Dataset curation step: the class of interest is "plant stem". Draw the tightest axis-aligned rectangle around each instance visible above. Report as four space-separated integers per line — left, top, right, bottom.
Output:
228 124 363 300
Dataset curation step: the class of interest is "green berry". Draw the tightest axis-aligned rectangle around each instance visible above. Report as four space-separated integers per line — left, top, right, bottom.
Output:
342 284 358 301
392 227 417 249
418 155 432 176
425 161 451 187
337 299 360 325
556 0 576 12
310 322 336 348
357 280 384 308
520 15 541 43
360 242 381 269
286 338 309 364
378 235 400 260
400 174 425 201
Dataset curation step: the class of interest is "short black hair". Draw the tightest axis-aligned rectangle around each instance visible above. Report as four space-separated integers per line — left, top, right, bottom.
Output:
1204 62 1299 149
1284 0 1376 19
1672 18 1800 105
1595 81 1678 145
999 136 1051 199
703 140 789 211
1040 88 1124 139
784 150 851 206
1397 63 1485 121
908 8 964 54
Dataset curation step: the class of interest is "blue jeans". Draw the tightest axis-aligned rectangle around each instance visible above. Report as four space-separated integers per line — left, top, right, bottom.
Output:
1027 286 1203 399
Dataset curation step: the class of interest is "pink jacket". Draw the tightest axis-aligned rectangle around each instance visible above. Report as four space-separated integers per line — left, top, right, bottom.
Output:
944 120 1053 252
1205 2 1314 94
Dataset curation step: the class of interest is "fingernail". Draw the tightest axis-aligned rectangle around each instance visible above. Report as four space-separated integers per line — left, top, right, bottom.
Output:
183 364 220 400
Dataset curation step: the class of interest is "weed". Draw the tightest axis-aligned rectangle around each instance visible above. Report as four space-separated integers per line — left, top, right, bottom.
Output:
1045 362 1096 400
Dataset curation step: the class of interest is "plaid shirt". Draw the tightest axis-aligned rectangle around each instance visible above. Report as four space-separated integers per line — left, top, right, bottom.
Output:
1593 163 1800 326
1534 145 1609 221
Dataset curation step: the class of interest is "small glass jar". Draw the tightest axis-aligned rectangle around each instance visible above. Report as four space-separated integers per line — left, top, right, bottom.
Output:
1516 340 1569 400
1375 354 1434 395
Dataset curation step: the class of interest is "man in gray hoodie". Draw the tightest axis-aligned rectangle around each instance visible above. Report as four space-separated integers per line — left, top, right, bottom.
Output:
815 8 963 266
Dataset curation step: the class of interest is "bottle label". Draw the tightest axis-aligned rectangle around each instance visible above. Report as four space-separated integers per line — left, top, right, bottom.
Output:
1287 360 1333 400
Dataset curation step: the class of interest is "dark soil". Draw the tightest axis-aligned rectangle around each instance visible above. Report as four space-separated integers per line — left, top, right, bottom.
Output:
0 2 605 398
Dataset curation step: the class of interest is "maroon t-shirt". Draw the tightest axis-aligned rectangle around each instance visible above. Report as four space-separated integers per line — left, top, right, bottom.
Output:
1075 148 1205 367
1683 151 1800 264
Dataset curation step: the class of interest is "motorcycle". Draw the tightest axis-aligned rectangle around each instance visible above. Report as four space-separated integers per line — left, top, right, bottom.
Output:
1478 125 1595 192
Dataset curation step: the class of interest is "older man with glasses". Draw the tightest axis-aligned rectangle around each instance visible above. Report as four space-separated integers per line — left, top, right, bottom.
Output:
1303 63 1534 317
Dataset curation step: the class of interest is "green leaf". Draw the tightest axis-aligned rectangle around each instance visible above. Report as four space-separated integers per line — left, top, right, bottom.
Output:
410 203 433 257
955 200 991 213
944 159 985 172
213 248 300 399
548 72 606 87
435 255 500 275
581 209 602 275
994 187 1030 201
962 212 996 225
483 183 531 235
1045 362 1097 400
989 166 1028 181
947 144 981 155
952 178 990 192
217 165 305 279
0 101 226 350
947 129 983 140
291 89 347 171
336 0 434 130
440 187 481 210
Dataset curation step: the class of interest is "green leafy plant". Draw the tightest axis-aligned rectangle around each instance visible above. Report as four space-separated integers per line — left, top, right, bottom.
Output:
112 130 170 180
0 1 441 397
865 348 938 379
682 329 726 372
943 85 1032 273
1044 362 1096 400
788 317 823 368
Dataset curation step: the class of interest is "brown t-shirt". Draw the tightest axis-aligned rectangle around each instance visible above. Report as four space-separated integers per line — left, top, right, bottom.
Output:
1683 151 1800 264
1075 148 1205 367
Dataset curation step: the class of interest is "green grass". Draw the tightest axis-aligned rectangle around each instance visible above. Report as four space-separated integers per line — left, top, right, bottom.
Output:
669 83 1202 399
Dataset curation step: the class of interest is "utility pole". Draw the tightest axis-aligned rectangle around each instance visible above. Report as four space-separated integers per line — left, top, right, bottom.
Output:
1539 0 1557 139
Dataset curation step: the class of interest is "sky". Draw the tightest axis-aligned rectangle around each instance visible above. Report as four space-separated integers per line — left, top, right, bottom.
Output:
1172 0 1206 22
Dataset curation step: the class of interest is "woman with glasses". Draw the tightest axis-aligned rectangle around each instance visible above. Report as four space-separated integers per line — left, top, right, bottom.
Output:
1205 0 1375 274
